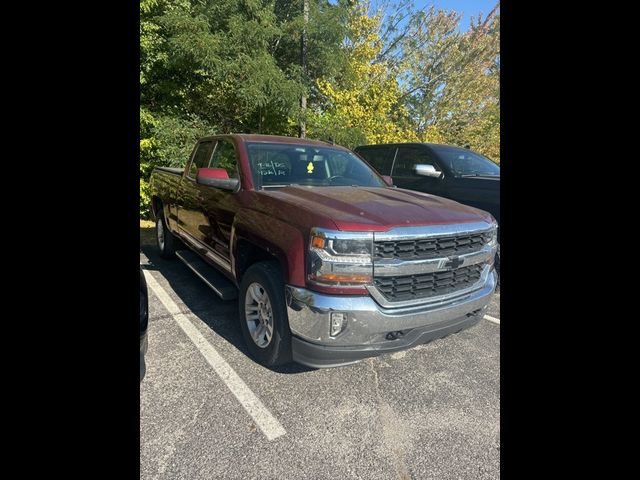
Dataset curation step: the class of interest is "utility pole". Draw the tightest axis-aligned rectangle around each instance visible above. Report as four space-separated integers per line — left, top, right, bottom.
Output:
299 0 309 138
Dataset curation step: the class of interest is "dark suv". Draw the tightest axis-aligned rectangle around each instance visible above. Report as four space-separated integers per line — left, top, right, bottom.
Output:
355 143 500 279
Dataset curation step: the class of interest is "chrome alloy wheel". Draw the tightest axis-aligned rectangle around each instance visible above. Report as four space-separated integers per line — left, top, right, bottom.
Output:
244 282 274 348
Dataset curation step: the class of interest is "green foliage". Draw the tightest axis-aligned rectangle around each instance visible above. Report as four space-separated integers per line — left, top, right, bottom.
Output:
139 0 352 217
139 107 211 217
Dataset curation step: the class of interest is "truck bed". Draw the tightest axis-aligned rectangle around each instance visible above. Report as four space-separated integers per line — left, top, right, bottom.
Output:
154 167 184 175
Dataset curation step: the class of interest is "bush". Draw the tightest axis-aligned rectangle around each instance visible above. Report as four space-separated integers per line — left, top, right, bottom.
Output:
139 109 215 218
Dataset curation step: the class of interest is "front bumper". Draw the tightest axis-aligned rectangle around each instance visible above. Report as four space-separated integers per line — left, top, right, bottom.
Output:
286 269 496 368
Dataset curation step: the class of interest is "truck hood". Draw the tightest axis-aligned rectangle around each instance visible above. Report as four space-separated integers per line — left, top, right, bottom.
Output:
261 186 493 232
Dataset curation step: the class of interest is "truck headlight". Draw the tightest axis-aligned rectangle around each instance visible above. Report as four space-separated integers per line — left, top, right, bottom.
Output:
308 228 373 288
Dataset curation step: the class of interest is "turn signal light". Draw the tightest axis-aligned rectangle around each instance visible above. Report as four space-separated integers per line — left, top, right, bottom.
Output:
311 235 326 249
314 273 372 283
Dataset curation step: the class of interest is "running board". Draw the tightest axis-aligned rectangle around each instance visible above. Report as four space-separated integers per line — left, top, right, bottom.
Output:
175 250 238 301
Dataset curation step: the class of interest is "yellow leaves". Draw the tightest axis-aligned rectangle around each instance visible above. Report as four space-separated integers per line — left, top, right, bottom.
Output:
308 9 415 148
420 125 445 144
140 138 157 153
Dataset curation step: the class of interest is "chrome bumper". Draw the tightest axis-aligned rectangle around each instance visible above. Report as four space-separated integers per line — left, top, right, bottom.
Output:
285 269 496 367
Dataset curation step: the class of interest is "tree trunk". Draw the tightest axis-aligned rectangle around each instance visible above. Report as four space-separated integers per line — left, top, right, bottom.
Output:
299 0 309 138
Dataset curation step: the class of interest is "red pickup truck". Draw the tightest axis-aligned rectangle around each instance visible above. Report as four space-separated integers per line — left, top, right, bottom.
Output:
149 134 498 368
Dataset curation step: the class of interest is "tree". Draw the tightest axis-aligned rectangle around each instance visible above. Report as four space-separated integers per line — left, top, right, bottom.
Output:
397 3 500 160
139 1 501 217
139 0 352 217
306 3 427 148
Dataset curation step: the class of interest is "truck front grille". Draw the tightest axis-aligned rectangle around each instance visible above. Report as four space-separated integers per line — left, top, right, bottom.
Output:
373 263 484 302
374 232 489 261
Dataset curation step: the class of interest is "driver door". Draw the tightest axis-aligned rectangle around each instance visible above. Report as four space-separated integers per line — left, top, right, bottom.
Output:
177 140 214 245
197 139 241 265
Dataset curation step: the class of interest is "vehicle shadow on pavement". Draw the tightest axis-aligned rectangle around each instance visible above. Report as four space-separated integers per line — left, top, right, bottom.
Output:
140 235 314 375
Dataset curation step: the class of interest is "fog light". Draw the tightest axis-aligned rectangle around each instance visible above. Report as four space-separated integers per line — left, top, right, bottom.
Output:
330 312 347 337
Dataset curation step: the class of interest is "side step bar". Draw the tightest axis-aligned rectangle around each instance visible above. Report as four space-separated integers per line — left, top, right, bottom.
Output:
175 250 238 301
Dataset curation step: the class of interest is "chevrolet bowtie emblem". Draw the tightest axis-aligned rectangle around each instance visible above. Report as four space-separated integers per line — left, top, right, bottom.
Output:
444 256 463 269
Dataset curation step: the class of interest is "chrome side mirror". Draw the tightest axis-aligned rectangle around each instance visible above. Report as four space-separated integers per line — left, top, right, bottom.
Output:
415 164 442 178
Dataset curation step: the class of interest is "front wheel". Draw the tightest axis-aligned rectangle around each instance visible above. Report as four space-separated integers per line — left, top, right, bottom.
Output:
238 261 292 367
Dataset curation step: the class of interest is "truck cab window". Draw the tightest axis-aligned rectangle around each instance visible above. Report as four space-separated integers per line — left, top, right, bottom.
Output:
210 140 238 178
188 141 214 178
356 146 393 175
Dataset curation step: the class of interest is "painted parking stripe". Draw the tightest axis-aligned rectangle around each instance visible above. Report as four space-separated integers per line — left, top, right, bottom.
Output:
143 269 287 441
484 314 500 325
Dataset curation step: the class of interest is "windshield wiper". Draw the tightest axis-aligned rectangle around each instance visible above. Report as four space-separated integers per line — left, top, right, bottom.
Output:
261 184 297 189
460 173 499 177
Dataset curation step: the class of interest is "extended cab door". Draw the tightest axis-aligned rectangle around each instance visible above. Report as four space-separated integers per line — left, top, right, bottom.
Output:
177 140 215 245
197 138 241 267
391 145 445 195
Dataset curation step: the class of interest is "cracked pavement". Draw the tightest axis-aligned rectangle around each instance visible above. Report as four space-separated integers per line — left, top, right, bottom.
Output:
140 231 500 479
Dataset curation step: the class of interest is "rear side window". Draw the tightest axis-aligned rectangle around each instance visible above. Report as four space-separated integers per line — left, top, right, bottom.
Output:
188 141 214 178
356 146 394 175
392 146 439 178
210 139 238 178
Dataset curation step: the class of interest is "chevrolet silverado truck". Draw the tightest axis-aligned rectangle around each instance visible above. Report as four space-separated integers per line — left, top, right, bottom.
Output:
149 134 498 368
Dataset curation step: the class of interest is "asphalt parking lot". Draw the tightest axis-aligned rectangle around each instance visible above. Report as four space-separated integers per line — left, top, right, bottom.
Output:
140 229 500 480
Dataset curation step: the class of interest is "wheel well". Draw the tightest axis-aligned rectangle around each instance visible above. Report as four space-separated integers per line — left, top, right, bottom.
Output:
235 240 287 283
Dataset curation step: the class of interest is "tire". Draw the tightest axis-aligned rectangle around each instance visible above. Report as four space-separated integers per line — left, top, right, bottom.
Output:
238 261 292 367
156 204 177 259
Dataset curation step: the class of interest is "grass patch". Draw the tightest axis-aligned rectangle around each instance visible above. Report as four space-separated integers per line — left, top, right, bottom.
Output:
140 219 156 246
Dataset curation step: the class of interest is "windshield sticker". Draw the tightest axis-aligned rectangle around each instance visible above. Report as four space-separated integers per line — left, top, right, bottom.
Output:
255 160 288 176
307 161 314 174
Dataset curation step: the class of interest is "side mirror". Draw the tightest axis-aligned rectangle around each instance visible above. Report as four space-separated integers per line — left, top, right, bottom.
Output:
382 175 394 186
415 164 442 178
196 168 239 191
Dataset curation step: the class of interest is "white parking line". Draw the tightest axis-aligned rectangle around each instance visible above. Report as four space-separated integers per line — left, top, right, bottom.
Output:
484 314 500 325
143 269 287 441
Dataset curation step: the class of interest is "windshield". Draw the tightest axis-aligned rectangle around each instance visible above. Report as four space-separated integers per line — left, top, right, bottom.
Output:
430 145 500 177
246 142 386 188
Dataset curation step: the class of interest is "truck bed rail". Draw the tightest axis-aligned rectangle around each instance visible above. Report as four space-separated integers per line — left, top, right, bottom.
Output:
154 167 184 175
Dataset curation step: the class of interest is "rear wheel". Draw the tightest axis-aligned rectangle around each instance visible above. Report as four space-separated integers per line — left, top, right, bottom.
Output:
156 205 177 259
238 261 292 367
